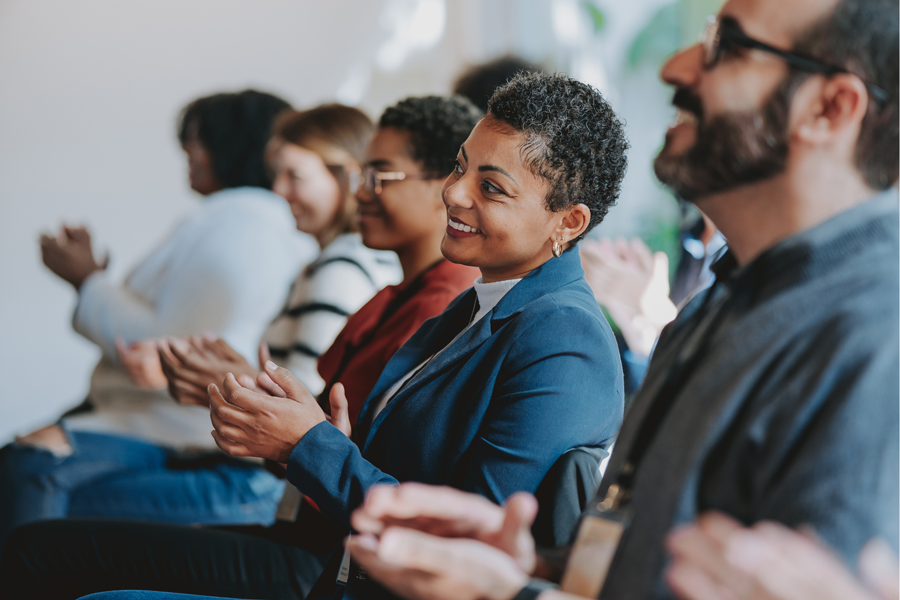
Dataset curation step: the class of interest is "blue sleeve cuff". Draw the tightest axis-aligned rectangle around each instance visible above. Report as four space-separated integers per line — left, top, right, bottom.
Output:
285 421 397 527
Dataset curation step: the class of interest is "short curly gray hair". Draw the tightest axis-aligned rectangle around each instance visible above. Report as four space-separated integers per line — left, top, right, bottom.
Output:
488 72 629 246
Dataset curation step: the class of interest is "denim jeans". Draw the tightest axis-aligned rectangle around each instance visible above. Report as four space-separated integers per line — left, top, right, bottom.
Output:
0 428 285 549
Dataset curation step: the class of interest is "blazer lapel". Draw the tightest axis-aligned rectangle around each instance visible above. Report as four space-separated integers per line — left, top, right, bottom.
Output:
359 250 588 450
361 308 495 453
355 289 476 438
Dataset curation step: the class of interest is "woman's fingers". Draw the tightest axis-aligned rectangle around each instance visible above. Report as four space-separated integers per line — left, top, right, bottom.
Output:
329 383 352 438
209 401 249 443
354 483 505 538
256 371 287 397
169 339 205 370
172 379 210 406
258 342 271 368
858 539 899 600
209 381 252 427
211 429 252 457
262 361 309 402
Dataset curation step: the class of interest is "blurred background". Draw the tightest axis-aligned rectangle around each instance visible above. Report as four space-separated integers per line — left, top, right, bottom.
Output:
0 0 721 444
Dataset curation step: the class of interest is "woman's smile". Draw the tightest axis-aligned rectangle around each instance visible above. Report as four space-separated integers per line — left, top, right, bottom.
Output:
446 215 482 237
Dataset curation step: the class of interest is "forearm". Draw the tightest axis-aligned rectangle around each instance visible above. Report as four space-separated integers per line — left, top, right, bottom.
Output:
286 422 398 527
73 272 156 358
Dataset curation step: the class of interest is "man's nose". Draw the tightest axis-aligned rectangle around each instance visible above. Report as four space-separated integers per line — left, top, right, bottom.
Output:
660 43 704 89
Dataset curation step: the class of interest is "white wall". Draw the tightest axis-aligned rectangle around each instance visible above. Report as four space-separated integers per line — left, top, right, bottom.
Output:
0 0 682 444
0 0 397 443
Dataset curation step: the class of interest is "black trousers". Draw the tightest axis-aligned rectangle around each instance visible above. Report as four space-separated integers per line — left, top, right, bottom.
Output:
0 507 342 600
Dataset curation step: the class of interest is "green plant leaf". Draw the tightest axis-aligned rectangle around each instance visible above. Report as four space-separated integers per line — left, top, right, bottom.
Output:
584 2 605 33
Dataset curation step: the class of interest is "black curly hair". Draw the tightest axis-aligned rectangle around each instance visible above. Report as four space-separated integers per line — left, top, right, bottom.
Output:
378 95 483 176
487 72 629 247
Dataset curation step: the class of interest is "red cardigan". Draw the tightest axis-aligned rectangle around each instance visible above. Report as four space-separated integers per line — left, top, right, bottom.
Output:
317 259 479 428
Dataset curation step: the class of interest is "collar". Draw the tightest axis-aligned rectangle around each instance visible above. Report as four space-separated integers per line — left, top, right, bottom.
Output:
490 248 586 322
472 277 521 323
711 189 899 296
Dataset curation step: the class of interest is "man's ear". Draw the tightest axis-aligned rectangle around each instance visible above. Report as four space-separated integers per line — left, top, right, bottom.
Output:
557 204 591 246
794 74 869 146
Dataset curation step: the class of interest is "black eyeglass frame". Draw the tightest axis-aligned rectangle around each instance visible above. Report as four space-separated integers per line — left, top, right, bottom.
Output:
702 16 889 104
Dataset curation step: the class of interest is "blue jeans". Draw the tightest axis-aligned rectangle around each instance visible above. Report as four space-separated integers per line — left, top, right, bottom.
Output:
0 428 285 549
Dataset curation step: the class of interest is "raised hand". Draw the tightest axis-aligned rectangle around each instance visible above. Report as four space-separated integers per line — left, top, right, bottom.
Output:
208 361 328 462
580 237 676 356
116 338 167 389
39 224 107 289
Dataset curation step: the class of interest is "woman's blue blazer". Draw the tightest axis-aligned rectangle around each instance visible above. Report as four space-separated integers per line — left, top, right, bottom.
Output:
286 248 624 527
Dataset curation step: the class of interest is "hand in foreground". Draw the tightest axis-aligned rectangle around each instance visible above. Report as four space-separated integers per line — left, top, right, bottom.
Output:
39 224 107 289
347 526 530 600
347 483 539 600
158 336 258 406
116 338 167 389
351 483 539 573
666 512 899 600
580 238 676 356
208 361 327 462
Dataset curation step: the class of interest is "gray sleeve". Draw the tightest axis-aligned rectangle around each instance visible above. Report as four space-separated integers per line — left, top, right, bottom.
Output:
713 315 899 568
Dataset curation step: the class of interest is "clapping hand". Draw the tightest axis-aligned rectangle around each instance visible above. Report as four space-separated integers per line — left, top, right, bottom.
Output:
345 483 539 600
666 512 899 600
157 335 258 406
116 338 167 389
39 224 107 289
580 237 676 356
208 361 328 462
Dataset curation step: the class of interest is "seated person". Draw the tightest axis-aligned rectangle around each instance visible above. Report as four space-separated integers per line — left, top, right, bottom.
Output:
157 98 480 432
0 90 316 548
157 103 403 406
1 76 630 600
332 0 900 598
155 98 481 522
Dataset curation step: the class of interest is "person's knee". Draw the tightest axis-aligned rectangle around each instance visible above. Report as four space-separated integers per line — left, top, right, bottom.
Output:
14 424 73 456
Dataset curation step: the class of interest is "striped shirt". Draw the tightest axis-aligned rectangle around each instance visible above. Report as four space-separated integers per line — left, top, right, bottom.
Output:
262 233 401 395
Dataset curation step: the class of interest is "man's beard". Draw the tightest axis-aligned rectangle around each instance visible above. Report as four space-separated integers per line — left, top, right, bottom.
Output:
654 75 799 201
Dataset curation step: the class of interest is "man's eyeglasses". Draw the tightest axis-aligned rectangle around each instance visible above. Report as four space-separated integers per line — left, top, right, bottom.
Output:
360 167 443 195
701 16 889 104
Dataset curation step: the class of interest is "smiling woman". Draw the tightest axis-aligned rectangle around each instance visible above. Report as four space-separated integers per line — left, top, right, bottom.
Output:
199 75 630 598
204 76 629 597
5 79 630 600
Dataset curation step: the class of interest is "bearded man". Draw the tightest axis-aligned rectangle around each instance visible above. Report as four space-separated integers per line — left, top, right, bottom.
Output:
340 0 900 599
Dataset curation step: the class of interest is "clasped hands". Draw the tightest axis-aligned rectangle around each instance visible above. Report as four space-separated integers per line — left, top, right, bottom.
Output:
154 335 352 462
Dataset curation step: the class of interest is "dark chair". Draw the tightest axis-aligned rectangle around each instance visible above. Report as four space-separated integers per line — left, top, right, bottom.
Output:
531 446 608 548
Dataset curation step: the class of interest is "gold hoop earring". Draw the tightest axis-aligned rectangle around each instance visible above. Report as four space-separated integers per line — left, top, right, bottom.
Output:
552 239 563 258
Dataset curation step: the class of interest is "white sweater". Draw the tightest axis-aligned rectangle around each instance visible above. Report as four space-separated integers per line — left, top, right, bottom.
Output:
65 186 317 450
262 233 401 395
